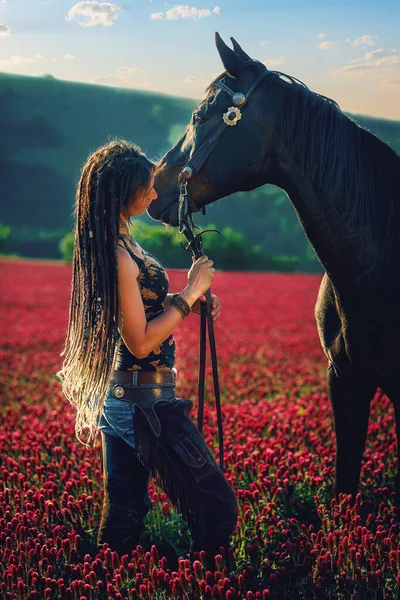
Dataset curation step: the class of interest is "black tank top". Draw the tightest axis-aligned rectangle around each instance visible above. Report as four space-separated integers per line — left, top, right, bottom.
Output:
116 236 176 372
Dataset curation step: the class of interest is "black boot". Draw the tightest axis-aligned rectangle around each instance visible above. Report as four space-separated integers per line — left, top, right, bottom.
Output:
189 540 237 573
97 431 151 555
140 531 182 571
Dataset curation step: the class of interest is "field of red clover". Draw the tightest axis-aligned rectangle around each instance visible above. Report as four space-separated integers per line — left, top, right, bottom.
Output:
1 259 400 600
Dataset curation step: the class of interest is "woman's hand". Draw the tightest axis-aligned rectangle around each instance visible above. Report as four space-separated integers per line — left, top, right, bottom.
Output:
186 255 215 299
191 294 221 322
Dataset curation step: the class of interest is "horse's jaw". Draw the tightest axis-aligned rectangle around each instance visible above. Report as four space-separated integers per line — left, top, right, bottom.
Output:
161 203 179 226
147 203 179 226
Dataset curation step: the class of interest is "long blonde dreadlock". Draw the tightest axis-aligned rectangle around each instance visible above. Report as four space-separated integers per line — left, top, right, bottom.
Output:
57 138 155 447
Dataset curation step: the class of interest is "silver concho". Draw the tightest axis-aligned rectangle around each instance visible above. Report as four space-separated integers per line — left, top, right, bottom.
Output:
181 166 194 179
232 92 246 107
112 384 125 398
222 106 242 127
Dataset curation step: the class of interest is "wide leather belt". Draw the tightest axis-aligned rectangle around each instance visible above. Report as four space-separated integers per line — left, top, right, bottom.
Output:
110 369 176 387
107 369 177 437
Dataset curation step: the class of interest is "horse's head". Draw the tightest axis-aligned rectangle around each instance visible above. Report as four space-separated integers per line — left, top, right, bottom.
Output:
149 33 282 225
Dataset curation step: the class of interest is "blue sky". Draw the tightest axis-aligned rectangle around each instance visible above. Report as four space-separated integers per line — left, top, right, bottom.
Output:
1 0 399 118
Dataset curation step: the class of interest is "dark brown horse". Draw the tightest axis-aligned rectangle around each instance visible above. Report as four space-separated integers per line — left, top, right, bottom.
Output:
148 33 400 500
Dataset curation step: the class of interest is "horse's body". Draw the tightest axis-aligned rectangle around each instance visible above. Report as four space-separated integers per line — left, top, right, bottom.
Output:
148 33 400 498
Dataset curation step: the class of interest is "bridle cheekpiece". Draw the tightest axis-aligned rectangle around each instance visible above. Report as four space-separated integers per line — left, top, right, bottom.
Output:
178 61 269 239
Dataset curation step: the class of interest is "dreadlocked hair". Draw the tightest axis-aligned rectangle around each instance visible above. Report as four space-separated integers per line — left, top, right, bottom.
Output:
56 138 155 447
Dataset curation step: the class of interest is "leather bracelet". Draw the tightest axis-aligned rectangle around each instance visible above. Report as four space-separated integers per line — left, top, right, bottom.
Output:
170 293 191 318
170 293 180 304
170 293 191 309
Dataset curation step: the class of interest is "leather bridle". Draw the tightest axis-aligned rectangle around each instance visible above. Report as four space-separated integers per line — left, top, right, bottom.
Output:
178 63 269 211
176 63 269 472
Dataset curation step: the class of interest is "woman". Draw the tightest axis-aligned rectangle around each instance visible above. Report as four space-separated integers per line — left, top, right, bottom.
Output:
57 139 238 569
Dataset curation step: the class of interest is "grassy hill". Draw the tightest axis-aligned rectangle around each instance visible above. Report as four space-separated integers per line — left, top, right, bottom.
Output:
1 72 399 271
0 72 194 229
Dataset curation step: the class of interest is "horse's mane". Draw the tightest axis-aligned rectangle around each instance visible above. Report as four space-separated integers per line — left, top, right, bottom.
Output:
267 70 400 239
208 68 400 239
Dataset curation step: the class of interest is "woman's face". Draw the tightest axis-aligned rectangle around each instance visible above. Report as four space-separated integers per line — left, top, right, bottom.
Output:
128 172 158 217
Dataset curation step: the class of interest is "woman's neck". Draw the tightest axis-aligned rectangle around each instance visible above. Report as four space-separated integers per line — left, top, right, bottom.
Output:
119 218 130 237
118 227 141 248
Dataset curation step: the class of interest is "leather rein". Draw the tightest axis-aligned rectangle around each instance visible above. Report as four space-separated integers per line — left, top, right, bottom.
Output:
177 64 269 472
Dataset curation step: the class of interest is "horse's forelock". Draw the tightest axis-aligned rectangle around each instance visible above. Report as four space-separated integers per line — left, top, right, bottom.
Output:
205 71 227 94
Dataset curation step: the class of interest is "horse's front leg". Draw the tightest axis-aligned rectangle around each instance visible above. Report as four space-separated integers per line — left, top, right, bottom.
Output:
377 379 400 503
328 362 377 497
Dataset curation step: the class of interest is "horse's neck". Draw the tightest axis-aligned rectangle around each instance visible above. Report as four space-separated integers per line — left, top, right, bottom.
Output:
273 151 377 286
262 79 400 287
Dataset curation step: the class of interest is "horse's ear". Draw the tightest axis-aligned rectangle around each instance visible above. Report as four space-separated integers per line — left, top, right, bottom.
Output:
230 37 252 62
215 31 244 77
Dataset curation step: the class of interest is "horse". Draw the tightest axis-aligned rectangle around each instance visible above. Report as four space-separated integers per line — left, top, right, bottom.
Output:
148 32 400 500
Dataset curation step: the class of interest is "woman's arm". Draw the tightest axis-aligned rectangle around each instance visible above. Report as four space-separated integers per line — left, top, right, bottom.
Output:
162 293 173 309
164 292 222 322
117 246 213 358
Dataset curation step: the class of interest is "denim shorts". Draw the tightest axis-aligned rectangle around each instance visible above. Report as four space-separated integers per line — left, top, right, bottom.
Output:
98 390 137 449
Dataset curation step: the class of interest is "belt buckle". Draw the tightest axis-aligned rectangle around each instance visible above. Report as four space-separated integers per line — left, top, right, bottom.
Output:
112 384 125 399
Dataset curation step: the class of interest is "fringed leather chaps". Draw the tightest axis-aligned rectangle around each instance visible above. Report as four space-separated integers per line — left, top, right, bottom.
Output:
105 376 238 561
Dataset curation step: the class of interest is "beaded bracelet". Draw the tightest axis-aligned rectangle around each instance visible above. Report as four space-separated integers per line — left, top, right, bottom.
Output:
170 293 191 319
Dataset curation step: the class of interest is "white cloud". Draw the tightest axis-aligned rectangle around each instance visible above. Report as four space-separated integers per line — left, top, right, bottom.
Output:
0 24 11 36
330 49 400 77
363 48 384 61
184 75 203 83
151 4 219 20
260 41 266 46
320 40 336 50
352 34 378 47
64 54 75 59
262 56 285 68
167 5 211 19
0 52 42 68
115 66 142 76
66 1 121 27
92 66 153 90
316 33 325 39
378 54 400 67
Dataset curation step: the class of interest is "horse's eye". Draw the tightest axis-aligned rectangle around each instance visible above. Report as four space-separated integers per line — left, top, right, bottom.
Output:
193 113 203 125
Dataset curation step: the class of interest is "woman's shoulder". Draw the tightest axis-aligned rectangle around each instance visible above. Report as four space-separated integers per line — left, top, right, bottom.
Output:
117 243 140 278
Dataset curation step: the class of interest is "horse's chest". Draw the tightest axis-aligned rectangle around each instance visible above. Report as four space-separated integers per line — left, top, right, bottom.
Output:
314 275 379 369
